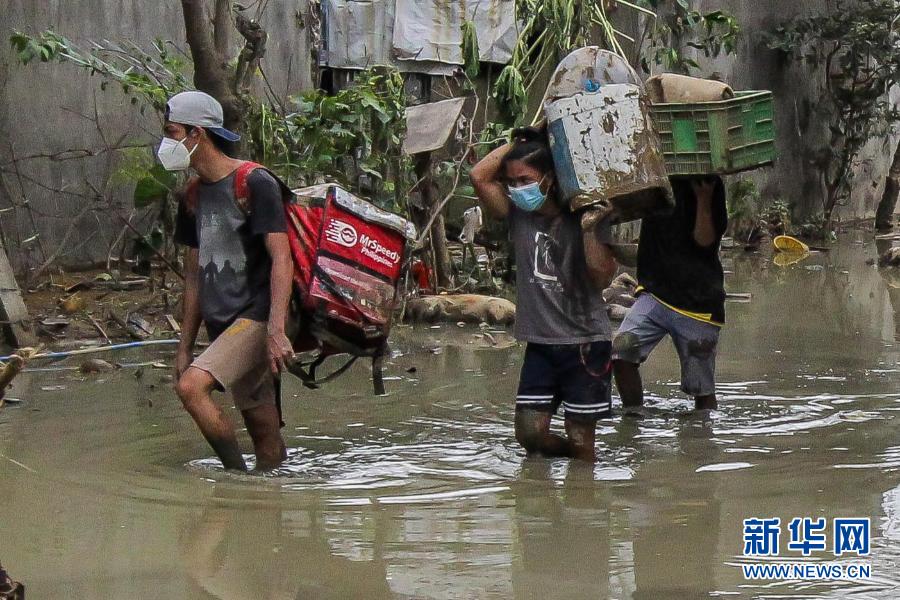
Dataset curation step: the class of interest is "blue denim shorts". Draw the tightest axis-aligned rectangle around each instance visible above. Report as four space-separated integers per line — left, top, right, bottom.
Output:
612 294 720 397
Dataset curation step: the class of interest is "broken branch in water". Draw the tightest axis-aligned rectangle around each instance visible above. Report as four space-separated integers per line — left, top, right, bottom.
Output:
0 346 41 403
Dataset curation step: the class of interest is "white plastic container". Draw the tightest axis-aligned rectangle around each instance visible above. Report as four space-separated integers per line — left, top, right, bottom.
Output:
543 49 673 223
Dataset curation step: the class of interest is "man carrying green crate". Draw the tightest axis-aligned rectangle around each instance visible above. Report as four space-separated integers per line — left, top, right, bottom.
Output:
612 176 727 412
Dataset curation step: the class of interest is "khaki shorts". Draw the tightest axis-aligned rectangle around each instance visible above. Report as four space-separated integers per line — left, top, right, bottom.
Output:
192 318 276 411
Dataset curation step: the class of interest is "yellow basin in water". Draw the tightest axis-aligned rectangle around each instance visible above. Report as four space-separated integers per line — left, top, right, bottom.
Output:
773 235 810 254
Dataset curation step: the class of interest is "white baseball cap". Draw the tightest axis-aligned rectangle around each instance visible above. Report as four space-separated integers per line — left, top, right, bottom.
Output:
165 91 241 142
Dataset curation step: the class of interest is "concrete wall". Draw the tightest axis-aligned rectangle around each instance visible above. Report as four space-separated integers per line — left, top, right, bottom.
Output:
0 0 311 273
700 0 898 223
1 1 896 272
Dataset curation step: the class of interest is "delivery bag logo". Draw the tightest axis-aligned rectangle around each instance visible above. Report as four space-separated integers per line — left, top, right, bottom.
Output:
325 219 358 249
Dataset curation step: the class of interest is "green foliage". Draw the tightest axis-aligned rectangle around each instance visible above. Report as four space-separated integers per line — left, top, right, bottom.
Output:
727 179 760 237
247 68 413 212
493 65 527 123
768 0 900 229
727 178 793 240
10 30 189 113
461 20 481 81
133 165 178 209
636 2 740 74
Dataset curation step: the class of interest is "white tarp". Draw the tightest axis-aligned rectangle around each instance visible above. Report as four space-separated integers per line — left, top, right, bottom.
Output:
322 0 458 74
392 0 517 66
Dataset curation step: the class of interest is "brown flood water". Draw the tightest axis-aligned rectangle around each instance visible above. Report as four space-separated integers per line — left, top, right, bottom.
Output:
2 234 900 599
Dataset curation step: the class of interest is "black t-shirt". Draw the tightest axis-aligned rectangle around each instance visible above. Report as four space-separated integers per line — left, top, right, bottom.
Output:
636 176 728 324
174 168 287 337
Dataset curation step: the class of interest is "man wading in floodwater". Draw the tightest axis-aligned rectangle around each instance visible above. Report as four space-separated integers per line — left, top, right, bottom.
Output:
471 127 618 462
613 176 728 412
163 91 294 471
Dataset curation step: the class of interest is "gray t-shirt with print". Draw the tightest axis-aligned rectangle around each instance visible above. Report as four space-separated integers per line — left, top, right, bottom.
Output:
174 169 287 337
509 207 612 344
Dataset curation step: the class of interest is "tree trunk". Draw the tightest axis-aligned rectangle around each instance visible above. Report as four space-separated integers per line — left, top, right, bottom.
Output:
180 0 244 131
876 139 900 231
412 154 453 290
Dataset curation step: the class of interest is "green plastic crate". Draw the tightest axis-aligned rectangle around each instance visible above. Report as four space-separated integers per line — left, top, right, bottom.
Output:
651 91 776 175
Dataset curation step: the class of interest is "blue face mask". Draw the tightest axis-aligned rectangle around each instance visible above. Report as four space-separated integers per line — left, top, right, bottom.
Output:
509 181 547 212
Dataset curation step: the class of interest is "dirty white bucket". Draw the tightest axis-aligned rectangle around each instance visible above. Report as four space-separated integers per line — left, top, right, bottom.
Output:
542 48 673 224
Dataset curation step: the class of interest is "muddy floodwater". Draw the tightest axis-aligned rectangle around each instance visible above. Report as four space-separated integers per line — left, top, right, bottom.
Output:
2 235 900 599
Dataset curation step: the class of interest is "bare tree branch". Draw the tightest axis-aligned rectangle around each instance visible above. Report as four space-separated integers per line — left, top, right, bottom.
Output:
234 10 268 95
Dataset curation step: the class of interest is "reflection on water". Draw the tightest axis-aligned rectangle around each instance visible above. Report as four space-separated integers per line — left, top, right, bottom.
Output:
1 235 900 599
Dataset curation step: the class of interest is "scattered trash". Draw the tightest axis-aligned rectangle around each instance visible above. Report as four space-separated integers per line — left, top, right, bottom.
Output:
1 347 40 402
459 206 483 245
40 385 66 392
406 295 516 326
773 235 810 254
79 358 116 374
878 246 900 267
726 292 752 302
88 315 111 343
0 560 25 600
151 362 168 369
59 292 86 315
164 314 181 333
64 279 93 293
39 317 70 330
804 265 825 272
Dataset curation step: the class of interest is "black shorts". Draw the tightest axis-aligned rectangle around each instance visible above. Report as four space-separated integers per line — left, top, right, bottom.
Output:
516 341 613 421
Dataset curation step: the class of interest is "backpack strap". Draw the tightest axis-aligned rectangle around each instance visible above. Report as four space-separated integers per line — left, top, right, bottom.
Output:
233 160 264 215
183 177 202 216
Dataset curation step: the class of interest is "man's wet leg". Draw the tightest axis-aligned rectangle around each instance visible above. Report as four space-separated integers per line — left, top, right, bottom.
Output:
515 409 571 458
175 367 247 471
613 360 644 410
565 418 597 462
242 402 286 471
694 394 717 411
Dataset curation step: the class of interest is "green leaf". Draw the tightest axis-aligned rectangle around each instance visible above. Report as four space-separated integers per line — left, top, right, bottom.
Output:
134 174 170 208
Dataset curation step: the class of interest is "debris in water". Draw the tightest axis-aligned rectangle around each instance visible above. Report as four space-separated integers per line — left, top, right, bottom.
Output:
878 246 900 267
726 292 752 302
79 358 116 374
59 292 86 314
1 347 39 402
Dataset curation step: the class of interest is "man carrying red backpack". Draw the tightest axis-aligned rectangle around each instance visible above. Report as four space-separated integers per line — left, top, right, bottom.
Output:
162 91 294 472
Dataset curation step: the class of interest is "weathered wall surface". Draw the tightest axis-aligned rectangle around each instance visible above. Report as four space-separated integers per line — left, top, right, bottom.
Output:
1 0 896 273
0 1 311 273
701 0 898 223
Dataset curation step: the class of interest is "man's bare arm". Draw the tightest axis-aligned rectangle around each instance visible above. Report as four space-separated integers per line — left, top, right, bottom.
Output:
265 232 295 374
470 144 512 220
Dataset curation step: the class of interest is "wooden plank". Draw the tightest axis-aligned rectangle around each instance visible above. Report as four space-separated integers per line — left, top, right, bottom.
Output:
0 241 33 348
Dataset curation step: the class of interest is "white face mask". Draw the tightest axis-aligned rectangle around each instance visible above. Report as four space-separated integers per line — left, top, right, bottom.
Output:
156 136 197 171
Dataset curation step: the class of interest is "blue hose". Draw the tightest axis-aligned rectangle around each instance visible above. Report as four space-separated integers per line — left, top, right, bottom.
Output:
0 339 180 362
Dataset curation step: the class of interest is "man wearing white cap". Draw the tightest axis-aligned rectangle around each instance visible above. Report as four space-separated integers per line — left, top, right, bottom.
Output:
162 91 294 472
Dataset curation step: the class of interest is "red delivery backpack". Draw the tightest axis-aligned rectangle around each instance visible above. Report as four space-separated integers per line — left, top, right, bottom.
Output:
185 162 417 395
